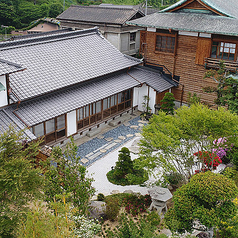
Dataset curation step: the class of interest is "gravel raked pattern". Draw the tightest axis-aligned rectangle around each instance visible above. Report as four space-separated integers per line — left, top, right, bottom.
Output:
77 116 146 167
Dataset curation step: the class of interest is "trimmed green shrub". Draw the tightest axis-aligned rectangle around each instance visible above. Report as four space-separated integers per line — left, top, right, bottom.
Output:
105 197 120 221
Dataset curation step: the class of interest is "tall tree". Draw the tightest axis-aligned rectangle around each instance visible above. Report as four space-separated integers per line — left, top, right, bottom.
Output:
0 127 43 237
164 171 238 237
137 103 238 182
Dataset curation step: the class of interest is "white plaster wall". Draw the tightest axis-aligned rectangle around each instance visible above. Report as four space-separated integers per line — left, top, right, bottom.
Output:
135 31 140 50
106 33 119 50
136 84 149 112
133 87 139 107
121 33 129 52
67 110 77 137
149 87 156 113
0 75 8 108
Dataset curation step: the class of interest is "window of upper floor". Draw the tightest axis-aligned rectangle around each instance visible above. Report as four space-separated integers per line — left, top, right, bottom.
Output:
211 41 237 61
155 35 175 53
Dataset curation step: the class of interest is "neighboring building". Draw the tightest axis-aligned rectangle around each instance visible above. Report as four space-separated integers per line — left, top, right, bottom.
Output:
127 0 238 105
27 18 60 34
0 28 176 146
56 5 146 55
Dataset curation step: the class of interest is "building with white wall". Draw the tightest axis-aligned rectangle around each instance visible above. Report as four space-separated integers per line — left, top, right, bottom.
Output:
0 28 177 145
57 5 145 56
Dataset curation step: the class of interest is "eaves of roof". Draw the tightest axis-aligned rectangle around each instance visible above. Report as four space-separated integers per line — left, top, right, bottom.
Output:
127 12 238 37
160 0 238 19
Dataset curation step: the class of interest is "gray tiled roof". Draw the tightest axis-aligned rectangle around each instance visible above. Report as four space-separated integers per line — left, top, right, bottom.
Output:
0 28 141 101
0 58 26 76
162 0 238 19
130 66 178 92
127 12 238 36
57 5 144 25
9 67 175 126
0 108 36 140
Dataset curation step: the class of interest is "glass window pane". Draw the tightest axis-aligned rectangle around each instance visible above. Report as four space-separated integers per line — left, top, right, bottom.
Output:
111 95 115 106
57 115 65 130
46 119 55 134
125 90 131 101
103 98 108 110
78 108 83 120
85 105 89 117
91 103 96 115
34 123 44 137
96 101 101 113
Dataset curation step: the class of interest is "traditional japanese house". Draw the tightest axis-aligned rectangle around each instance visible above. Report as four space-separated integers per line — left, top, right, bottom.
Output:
127 0 238 105
56 5 145 56
0 28 176 145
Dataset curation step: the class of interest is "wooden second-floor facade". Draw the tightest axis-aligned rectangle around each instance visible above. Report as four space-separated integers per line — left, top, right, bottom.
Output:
128 0 238 105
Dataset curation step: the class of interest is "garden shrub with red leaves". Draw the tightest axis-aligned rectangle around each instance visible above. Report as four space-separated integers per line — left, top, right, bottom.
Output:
123 194 151 216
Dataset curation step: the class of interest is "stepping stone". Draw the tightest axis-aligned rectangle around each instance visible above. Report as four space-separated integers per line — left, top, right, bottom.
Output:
105 142 117 150
97 135 104 139
130 125 138 129
138 123 144 127
100 149 107 153
81 158 89 164
126 134 134 138
124 122 130 126
135 133 141 137
88 151 102 160
111 190 120 195
105 137 113 142
118 136 126 140
129 146 140 154
114 139 121 143
138 120 148 124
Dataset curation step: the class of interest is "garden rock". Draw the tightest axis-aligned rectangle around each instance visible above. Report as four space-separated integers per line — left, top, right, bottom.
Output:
88 201 106 220
123 190 134 194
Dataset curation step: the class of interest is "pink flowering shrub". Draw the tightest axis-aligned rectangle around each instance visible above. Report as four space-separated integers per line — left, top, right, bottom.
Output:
212 137 229 159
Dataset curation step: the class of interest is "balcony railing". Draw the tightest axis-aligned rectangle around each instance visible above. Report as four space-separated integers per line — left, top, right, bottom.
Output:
205 57 238 72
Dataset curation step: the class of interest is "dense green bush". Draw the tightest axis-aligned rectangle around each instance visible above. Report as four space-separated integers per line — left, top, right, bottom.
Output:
105 197 120 221
97 193 105 201
107 148 148 185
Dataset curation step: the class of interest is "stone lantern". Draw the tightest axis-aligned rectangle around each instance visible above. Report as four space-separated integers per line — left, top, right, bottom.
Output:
148 186 172 218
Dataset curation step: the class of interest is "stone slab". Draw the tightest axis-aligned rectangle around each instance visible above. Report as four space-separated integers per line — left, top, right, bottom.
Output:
100 149 107 153
97 135 104 139
135 133 141 137
105 142 117 150
86 128 101 137
138 123 144 127
88 151 102 160
86 152 94 158
118 136 126 140
105 137 113 142
81 158 89 164
130 125 138 129
114 139 121 143
138 120 148 124
124 122 130 126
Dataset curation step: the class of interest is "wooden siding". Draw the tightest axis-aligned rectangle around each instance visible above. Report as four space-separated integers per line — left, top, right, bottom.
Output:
195 37 211 65
142 31 218 105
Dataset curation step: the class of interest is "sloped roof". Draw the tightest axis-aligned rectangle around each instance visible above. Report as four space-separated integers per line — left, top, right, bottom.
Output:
0 59 26 76
127 12 238 36
57 5 144 25
161 0 238 19
0 28 141 101
9 67 175 126
0 109 36 141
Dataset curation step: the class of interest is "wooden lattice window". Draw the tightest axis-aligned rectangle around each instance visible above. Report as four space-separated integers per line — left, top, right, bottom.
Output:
155 34 175 53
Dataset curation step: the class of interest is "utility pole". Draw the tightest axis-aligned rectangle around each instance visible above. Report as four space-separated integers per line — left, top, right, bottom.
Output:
145 0 147 15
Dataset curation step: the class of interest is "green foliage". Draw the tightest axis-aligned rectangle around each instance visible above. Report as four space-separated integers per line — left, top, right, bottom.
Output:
17 200 75 237
104 213 160 238
0 127 44 237
43 137 95 215
163 172 185 188
107 148 148 185
105 197 120 221
187 92 201 106
137 103 238 183
221 167 238 186
146 211 160 227
160 92 175 115
164 171 238 234
203 61 238 114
